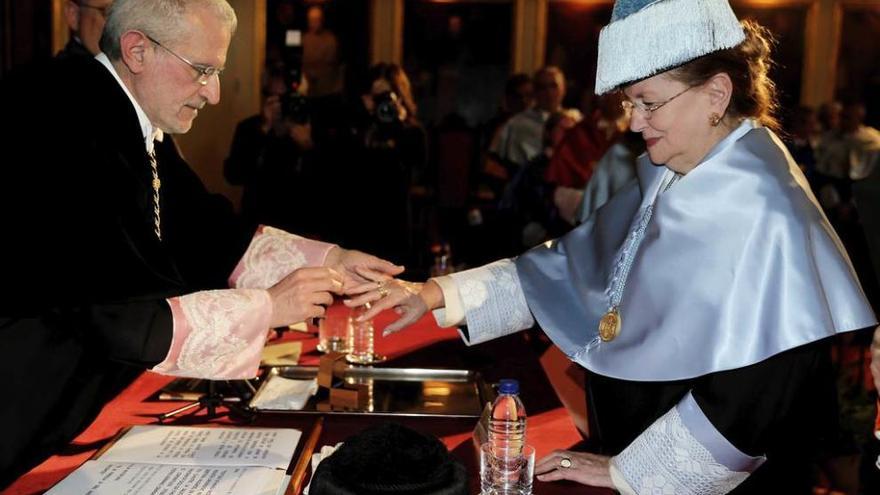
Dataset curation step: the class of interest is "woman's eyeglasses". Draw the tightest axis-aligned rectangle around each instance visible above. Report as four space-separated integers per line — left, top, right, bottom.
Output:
621 86 694 120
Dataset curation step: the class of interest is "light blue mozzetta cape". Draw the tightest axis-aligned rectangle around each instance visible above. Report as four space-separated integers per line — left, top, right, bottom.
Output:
516 120 877 381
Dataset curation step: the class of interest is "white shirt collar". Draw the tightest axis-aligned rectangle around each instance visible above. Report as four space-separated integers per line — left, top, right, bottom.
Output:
94 52 164 153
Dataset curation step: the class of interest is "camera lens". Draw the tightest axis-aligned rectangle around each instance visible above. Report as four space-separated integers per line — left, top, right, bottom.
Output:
373 91 401 125
282 92 310 124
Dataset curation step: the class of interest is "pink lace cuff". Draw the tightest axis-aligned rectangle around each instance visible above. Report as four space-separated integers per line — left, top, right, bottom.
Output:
229 225 337 289
152 289 272 379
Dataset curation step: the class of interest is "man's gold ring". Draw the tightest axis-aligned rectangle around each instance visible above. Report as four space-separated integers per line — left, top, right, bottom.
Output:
559 457 572 469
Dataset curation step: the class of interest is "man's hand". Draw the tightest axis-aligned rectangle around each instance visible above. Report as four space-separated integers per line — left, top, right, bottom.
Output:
266 267 343 327
324 247 404 290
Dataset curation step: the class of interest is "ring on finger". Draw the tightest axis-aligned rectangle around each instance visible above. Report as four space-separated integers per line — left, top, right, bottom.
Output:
559 457 572 469
377 284 389 298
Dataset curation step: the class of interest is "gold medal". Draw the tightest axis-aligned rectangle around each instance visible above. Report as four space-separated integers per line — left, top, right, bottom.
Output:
598 309 621 342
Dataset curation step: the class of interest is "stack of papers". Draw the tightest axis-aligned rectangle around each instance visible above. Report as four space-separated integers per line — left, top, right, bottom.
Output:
47 425 301 495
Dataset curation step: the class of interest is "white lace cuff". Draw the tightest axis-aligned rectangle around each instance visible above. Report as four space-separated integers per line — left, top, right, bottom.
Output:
229 225 336 289
610 392 765 495
446 259 534 345
152 289 272 379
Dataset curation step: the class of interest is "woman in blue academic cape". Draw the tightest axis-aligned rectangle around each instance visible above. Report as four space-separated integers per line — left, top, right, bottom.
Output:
349 1 878 492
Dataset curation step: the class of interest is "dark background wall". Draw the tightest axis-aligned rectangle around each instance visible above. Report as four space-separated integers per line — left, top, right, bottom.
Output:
0 0 53 80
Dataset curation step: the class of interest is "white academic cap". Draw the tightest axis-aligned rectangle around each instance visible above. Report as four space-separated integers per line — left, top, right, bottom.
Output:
595 0 745 95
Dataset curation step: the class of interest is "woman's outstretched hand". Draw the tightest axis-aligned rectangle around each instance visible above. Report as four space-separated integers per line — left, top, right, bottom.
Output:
343 267 444 336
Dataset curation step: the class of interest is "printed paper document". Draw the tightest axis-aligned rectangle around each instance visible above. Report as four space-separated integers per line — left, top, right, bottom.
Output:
45 426 300 495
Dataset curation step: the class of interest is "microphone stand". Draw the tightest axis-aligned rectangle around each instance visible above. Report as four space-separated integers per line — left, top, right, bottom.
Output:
156 379 257 424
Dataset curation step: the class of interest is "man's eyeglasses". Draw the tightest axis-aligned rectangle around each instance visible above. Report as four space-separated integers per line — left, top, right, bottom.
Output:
145 34 224 86
621 85 694 120
78 2 110 19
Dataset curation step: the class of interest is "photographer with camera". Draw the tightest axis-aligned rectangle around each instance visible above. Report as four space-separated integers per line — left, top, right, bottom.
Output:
224 68 318 235
339 63 427 267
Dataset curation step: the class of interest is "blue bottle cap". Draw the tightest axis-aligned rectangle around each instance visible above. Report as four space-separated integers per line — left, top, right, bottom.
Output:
498 379 519 394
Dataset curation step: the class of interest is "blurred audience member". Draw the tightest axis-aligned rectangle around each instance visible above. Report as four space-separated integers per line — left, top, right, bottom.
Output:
499 110 581 250
58 0 113 58
490 66 581 170
341 63 427 265
815 102 880 312
545 92 628 189
303 5 342 97
841 103 880 181
854 154 880 307
483 73 533 148
568 131 644 225
224 70 318 235
818 101 843 134
816 102 880 211
816 102 848 213
853 160 880 311
841 103 880 307
784 106 820 185
481 73 534 195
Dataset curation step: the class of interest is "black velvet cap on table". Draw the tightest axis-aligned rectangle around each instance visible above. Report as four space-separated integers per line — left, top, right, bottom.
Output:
308 422 468 495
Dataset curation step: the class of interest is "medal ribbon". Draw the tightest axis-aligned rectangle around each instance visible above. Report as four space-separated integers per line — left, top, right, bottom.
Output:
605 171 680 321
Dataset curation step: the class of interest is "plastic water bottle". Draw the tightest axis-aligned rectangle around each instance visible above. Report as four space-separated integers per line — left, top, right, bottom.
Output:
487 379 527 490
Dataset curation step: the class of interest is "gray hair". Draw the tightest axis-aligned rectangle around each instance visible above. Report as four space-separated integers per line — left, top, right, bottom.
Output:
100 0 237 60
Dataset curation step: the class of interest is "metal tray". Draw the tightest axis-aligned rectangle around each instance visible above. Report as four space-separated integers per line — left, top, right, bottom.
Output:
249 366 488 418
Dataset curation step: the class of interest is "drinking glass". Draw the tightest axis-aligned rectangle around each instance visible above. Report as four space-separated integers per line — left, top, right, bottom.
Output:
317 303 351 353
479 443 534 495
345 303 385 365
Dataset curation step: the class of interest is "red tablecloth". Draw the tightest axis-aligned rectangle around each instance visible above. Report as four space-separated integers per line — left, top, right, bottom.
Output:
3 306 610 495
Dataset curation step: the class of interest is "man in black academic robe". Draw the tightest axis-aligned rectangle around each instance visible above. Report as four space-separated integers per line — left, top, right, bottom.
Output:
0 53 254 486
0 1 408 485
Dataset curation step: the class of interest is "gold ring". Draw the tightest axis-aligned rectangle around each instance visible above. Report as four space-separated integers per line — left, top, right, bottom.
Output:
377 284 389 298
559 457 572 469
